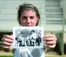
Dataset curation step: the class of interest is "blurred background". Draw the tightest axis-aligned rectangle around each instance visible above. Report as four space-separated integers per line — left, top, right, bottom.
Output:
0 0 66 57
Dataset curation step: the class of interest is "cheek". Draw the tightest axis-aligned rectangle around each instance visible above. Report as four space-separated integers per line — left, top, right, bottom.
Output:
33 18 38 25
20 19 26 24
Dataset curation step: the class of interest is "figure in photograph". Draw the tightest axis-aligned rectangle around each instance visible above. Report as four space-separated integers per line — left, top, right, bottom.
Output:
16 31 25 47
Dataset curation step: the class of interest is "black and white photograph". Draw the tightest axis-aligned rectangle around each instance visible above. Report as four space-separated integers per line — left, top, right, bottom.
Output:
13 27 44 48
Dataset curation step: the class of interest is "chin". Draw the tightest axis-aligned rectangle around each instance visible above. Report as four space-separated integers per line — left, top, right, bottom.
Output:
22 24 35 26
27 25 33 26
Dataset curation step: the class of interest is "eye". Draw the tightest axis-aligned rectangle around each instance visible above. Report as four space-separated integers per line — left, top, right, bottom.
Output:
30 16 34 19
22 16 27 20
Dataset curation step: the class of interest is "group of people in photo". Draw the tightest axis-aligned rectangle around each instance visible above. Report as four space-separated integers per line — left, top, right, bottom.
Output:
15 30 42 47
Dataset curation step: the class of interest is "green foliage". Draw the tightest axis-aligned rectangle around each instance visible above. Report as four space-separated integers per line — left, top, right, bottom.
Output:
0 56 13 57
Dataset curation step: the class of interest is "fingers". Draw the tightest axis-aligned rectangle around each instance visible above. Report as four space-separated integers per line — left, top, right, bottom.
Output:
3 41 12 46
2 37 13 43
46 44 56 48
45 40 56 45
44 33 57 48
44 34 56 40
3 45 10 49
3 35 13 40
2 35 13 49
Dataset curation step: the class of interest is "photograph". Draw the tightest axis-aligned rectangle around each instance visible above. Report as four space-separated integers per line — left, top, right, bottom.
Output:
13 27 44 48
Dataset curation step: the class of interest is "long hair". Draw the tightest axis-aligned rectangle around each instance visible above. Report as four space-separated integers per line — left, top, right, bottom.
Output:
17 3 40 26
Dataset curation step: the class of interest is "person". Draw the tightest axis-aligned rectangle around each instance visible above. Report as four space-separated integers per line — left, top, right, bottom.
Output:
16 32 25 47
36 33 41 46
2 3 57 57
29 30 37 46
26 30 36 46
30 30 37 39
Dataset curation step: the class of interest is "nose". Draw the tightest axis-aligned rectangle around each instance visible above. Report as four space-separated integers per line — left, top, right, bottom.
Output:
27 17 30 23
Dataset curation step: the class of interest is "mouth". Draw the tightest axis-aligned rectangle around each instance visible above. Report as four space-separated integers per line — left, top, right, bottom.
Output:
22 23 34 26
26 25 33 26
25 24 33 26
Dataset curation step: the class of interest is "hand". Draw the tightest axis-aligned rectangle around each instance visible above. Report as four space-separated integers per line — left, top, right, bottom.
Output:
44 33 57 48
2 35 13 51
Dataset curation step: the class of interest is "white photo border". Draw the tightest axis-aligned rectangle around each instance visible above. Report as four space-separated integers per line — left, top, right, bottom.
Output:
13 27 44 48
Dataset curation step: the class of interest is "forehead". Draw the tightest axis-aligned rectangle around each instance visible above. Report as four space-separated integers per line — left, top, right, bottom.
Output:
21 10 36 16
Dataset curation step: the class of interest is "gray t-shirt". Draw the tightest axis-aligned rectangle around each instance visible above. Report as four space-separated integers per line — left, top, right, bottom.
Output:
13 48 45 57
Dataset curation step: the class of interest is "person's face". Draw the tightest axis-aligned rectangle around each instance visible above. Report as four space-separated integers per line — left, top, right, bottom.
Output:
20 10 39 26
